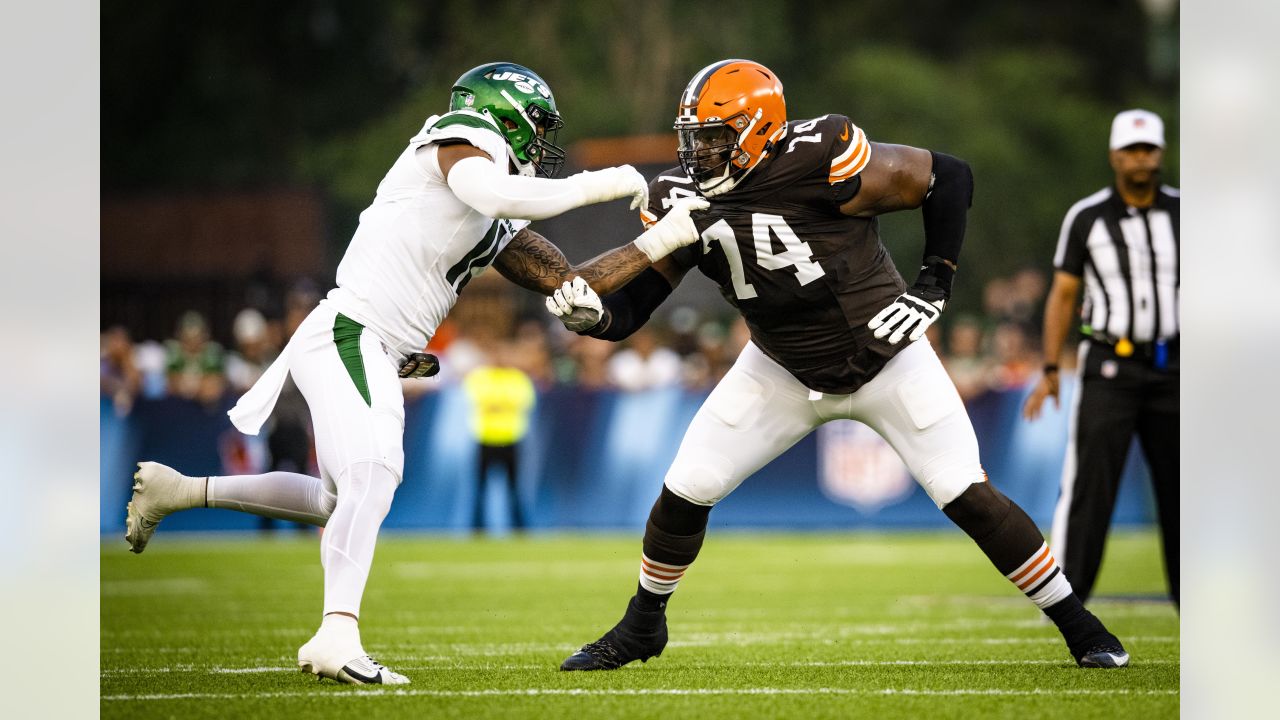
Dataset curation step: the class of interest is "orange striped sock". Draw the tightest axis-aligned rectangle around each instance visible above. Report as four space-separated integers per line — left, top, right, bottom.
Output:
638 553 689 595
1006 541 1073 609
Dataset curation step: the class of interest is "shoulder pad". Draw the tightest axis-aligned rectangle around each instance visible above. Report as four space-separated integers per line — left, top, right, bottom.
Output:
773 115 869 185
821 114 871 185
425 109 504 136
412 110 511 168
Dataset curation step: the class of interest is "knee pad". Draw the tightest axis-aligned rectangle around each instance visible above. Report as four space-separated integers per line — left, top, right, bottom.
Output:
918 456 986 508
336 460 400 519
663 450 735 506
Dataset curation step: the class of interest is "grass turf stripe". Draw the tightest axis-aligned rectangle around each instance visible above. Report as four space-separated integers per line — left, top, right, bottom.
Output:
104 687 1180 702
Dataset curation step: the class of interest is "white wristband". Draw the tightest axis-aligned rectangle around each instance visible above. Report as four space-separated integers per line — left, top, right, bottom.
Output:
633 225 675 263
632 197 710 262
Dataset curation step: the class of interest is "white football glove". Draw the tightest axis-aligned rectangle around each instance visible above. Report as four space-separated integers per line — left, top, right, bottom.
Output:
545 277 604 332
867 289 946 344
633 197 711 262
567 164 649 210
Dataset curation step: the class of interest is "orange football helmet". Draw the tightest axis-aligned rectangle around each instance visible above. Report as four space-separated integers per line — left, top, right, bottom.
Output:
675 59 787 196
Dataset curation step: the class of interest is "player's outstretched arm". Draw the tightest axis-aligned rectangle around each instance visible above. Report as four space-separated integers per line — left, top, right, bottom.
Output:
845 142 974 344
544 255 691 340
493 227 653 297
493 196 708 296
439 143 648 220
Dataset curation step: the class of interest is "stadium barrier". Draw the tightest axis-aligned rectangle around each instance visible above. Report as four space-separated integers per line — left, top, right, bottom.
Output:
100 378 1154 534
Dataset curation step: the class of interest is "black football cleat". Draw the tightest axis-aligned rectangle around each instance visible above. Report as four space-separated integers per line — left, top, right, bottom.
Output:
1075 643 1130 668
1067 623 1130 668
560 596 668 671
1052 600 1131 669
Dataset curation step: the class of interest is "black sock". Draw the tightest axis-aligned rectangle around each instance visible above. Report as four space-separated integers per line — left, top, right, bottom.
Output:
1043 593 1114 655
633 583 669 612
635 486 712 606
1043 593 1088 626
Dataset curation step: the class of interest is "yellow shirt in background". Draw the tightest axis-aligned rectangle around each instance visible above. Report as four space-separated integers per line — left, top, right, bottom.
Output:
462 366 536 446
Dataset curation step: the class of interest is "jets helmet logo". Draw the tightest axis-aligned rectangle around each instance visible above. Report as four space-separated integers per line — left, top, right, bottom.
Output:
485 70 552 99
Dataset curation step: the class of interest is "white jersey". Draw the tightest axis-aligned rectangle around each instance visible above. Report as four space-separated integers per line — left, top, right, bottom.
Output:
324 109 529 357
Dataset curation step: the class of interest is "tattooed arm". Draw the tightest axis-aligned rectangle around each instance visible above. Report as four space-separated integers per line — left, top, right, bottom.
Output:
492 227 660 296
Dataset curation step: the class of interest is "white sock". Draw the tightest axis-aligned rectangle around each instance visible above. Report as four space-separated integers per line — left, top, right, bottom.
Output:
321 461 398 617
318 613 363 651
206 472 337 526
157 466 208 511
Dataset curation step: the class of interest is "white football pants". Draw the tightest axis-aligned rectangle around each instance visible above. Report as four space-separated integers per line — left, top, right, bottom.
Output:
664 338 984 508
208 302 405 618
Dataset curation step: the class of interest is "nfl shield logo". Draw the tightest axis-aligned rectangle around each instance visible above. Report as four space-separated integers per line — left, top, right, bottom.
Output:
817 420 914 513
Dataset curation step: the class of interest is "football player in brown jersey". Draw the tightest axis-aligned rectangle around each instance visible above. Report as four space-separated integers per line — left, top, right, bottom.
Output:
548 60 1129 671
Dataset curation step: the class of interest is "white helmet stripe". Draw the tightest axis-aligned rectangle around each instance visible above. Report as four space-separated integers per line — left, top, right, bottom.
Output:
499 88 534 131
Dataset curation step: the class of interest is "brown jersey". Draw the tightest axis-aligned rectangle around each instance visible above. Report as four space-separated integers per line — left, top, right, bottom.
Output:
643 114 907 394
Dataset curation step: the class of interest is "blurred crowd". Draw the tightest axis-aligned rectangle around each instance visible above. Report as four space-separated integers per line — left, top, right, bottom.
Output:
101 267 1070 417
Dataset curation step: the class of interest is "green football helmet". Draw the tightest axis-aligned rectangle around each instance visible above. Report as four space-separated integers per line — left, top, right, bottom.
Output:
449 62 566 177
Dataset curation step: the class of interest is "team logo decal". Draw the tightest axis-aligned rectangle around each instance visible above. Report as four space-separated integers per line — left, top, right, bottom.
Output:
486 70 552 99
817 420 914 513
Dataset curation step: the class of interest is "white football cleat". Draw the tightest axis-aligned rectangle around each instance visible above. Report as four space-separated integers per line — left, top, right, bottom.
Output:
298 632 409 685
124 461 204 554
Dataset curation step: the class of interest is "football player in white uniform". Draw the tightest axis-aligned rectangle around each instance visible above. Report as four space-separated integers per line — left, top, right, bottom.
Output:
546 60 1129 671
123 62 708 686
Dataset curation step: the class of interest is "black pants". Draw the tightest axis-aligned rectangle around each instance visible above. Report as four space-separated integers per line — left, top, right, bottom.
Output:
474 443 525 530
1054 341 1179 605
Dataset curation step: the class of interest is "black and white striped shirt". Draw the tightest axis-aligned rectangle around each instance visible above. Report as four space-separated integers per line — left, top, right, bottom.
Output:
1053 185 1180 343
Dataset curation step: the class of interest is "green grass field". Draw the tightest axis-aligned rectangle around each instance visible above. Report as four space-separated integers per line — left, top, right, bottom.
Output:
101 529 1178 719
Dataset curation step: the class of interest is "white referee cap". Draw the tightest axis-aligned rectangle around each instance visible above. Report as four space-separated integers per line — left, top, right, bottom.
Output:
1110 109 1165 150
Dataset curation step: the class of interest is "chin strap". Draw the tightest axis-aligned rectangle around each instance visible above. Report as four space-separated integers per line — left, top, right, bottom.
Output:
699 169 739 197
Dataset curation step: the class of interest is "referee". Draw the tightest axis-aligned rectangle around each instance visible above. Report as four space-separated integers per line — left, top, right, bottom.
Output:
1023 109 1179 607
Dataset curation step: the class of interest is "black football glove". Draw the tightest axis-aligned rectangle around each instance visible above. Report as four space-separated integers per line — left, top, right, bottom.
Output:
397 352 440 379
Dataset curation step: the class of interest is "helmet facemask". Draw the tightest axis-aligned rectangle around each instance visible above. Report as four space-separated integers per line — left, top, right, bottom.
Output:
513 97 565 178
677 110 763 197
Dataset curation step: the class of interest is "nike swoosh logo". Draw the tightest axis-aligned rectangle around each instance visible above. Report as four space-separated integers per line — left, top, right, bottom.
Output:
840 125 850 142
341 663 382 684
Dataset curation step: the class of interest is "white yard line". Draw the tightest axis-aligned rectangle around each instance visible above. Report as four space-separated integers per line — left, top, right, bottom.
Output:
99 635 1179 659
103 687 1180 701
101 658 1178 676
